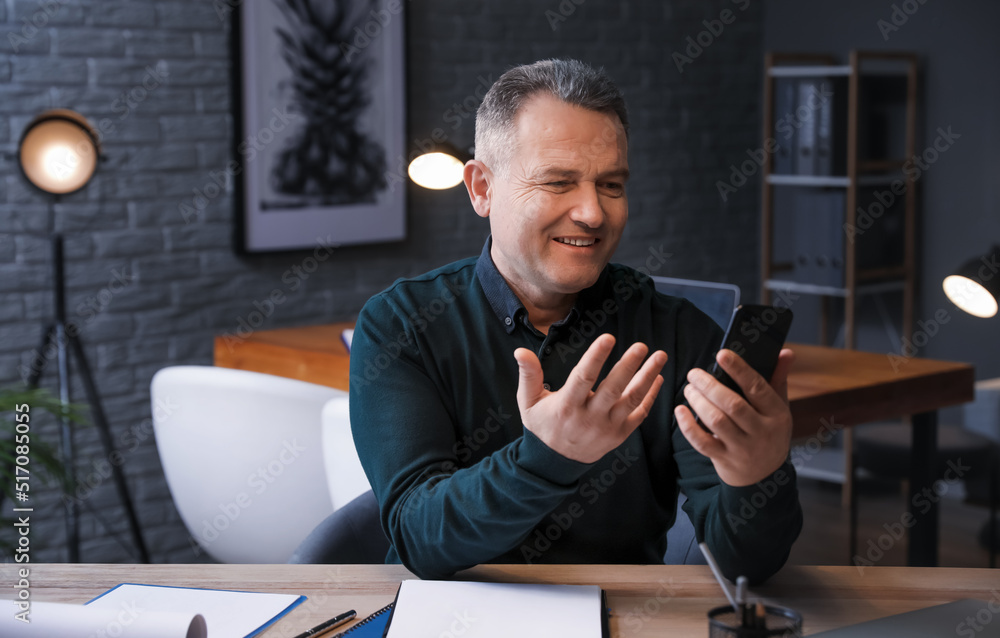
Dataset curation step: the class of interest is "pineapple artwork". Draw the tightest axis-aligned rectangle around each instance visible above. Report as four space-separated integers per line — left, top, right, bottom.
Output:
270 0 388 205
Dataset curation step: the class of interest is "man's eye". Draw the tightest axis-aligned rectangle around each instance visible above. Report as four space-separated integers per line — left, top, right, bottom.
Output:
601 182 625 192
547 181 570 187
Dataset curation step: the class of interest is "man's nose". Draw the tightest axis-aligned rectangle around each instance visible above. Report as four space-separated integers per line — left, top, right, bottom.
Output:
568 183 605 229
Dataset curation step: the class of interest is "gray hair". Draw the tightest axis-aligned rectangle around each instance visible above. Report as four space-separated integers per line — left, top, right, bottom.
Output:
474 59 629 178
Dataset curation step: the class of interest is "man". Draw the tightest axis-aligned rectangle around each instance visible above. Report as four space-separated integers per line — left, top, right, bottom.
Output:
350 59 802 582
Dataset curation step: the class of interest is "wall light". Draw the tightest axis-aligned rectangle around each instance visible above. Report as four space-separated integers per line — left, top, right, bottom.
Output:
18 109 101 195
407 142 472 190
943 245 1000 318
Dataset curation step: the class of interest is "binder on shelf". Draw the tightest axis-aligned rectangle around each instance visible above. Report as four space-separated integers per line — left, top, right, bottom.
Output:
773 77 797 175
794 79 818 175
814 77 847 176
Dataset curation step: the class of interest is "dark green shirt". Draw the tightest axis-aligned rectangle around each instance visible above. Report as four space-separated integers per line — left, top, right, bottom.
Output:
350 239 802 581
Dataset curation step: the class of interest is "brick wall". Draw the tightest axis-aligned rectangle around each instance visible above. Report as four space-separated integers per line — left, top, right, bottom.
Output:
0 0 763 563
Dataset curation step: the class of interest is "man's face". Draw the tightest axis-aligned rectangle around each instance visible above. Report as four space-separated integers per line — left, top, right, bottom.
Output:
481 93 629 303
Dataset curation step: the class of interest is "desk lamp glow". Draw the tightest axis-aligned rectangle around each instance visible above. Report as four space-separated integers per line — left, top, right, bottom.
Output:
407 143 472 190
943 245 1000 318
17 109 149 563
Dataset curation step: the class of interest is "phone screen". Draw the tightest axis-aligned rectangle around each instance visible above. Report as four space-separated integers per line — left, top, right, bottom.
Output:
681 304 793 430
712 304 794 396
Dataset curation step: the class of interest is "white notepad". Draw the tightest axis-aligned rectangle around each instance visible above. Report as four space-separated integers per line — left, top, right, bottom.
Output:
88 584 305 638
384 580 606 638
0 583 304 638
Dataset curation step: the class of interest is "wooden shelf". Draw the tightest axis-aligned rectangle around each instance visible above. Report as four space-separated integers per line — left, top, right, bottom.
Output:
766 174 903 188
764 278 906 298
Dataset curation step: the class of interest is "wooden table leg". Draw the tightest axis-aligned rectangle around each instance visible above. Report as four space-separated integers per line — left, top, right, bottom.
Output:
907 410 938 567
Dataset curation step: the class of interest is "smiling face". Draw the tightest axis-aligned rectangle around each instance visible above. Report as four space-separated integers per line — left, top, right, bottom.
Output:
470 93 629 312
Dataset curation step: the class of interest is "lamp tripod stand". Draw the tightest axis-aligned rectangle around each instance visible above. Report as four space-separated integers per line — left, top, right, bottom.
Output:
26 233 150 564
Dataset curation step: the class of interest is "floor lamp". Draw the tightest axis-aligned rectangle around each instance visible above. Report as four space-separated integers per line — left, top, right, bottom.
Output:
943 243 1000 556
17 109 150 563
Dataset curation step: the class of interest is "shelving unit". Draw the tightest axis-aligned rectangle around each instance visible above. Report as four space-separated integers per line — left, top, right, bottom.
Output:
760 51 919 498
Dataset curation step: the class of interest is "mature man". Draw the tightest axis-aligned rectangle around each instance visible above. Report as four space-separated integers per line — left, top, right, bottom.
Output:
350 59 802 582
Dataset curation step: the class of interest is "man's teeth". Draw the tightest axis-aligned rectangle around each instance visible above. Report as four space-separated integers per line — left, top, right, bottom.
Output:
555 238 596 247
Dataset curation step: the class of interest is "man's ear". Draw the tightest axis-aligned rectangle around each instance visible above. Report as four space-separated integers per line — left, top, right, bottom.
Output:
464 160 492 218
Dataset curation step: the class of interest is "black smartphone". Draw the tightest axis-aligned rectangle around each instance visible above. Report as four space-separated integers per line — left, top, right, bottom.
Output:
684 304 794 430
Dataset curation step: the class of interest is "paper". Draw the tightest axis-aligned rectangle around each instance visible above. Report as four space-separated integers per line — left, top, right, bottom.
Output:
0 583 303 638
0 599 205 638
384 580 604 638
89 584 304 638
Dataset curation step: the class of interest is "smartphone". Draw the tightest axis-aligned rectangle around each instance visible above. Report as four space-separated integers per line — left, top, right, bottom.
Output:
684 304 793 430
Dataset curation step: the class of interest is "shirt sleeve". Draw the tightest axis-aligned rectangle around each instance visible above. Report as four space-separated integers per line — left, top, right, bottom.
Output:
669 300 804 585
349 294 591 579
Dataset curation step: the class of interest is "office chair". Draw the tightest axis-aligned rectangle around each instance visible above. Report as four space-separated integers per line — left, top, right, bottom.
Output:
651 276 741 331
151 366 343 563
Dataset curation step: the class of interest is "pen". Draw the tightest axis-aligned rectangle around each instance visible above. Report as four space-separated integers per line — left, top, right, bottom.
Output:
735 575 748 627
292 609 357 638
697 542 738 610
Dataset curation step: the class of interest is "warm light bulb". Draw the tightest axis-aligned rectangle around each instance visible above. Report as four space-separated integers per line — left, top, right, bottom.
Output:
42 143 80 182
408 152 465 189
943 275 999 318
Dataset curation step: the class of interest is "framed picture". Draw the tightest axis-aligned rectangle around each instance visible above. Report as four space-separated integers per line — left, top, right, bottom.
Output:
233 0 406 253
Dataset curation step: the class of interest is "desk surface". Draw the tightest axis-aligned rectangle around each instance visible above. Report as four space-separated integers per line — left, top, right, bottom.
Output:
215 324 975 439
7 563 998 637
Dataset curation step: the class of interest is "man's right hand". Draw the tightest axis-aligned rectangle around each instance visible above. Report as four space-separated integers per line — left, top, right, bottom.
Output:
513 333 667 464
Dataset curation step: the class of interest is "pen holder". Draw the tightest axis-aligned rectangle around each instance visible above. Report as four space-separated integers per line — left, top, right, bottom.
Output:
707 604 803 637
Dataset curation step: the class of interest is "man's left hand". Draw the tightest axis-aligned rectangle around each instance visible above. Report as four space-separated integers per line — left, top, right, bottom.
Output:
675 348 795 487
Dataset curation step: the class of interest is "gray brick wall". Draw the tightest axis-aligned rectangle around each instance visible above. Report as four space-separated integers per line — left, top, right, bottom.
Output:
0 0 762 563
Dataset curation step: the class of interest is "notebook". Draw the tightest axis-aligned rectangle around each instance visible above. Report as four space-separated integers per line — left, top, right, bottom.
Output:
0 583 305 638
330 603 394 637
381 580 609 638
809 598 1000 637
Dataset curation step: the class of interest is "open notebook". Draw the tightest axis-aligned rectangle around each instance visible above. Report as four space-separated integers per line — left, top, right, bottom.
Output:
0 584 304 638
376 580 608 638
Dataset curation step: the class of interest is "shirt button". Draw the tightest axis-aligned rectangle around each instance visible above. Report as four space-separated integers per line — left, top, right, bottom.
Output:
504 317 513 326
543 383 551 391
543 346 552 355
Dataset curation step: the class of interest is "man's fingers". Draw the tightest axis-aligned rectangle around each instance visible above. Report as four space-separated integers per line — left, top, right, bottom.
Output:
514 347 545 411
769 348 796 404
683 381 744 442
610 349 668 419
593 342 654 410
675 404 725 457
562 333 616 403
714 349 784 415
620 374 664 431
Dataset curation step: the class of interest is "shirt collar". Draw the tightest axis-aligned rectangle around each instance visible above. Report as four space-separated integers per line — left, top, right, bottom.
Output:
476 236 525 334
476 236 612 335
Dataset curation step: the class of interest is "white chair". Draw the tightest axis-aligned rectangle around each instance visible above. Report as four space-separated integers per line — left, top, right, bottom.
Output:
151 366 344 563
320 395 372 510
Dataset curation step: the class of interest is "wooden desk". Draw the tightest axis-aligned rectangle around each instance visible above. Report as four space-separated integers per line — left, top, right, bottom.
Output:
7 563 998 636
215 326 975 567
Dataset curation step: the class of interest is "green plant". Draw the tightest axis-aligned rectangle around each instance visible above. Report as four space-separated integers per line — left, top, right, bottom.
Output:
0 386 87 548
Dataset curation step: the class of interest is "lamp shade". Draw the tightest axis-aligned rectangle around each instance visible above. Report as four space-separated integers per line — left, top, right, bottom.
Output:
18 109 101 195
407 143 471 190
943 245 1000 318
